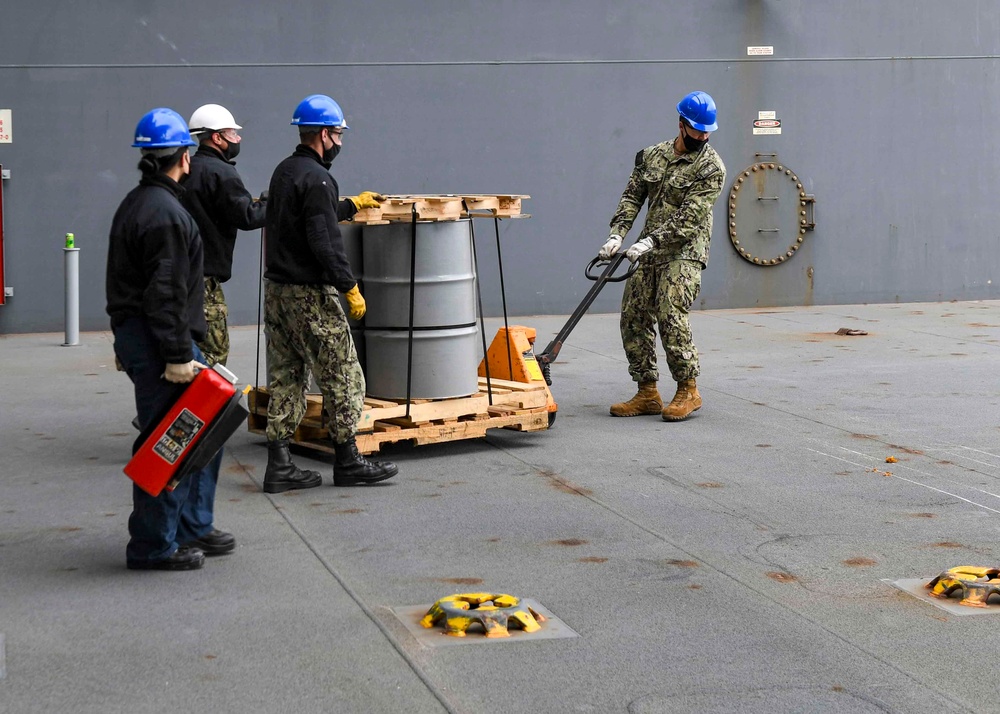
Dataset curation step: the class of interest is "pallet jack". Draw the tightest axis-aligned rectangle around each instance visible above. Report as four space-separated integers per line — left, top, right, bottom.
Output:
250 213 633 439
478 253 635 426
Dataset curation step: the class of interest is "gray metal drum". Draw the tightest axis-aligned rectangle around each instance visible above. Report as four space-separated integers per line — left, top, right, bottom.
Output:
337 222 366 374
363 219 480 400
364 326 480 400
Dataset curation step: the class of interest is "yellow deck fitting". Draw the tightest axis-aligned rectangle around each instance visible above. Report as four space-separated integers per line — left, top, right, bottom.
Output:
420 593 547 638
926 566 1000 608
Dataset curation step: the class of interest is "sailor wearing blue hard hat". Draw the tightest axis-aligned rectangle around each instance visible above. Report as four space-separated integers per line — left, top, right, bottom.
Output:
260 95 397 493
107 108 233 571
597 90 727 423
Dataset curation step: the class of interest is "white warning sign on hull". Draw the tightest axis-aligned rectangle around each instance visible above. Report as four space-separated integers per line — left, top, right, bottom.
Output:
753 118 781 135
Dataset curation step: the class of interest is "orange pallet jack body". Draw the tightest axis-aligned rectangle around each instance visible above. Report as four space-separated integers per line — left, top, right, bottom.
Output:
479 325 557 419
125 364 247 497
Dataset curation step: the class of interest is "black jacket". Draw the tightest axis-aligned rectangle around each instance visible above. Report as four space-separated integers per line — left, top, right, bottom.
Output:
263 145 358 291
180 145 266 282
106 174 206 363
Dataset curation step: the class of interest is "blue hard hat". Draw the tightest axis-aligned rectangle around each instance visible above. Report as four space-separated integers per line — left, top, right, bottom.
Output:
291 94 349 129
132 108 197 149
677 91 718 132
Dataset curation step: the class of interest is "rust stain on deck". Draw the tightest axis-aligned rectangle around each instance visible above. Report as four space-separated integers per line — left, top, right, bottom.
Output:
843 557 877 567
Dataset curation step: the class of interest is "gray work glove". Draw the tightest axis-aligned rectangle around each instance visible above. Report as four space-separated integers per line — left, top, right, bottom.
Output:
163 360 207 384
625 237 654 264
598 234 623 260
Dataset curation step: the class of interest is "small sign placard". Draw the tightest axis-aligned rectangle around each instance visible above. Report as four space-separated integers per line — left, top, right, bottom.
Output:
753 116 782 135
0 110 10 143
747 46 774 56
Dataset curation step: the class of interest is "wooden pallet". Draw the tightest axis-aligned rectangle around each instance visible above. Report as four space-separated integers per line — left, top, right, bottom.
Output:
247 376 551 454
352 194 530 224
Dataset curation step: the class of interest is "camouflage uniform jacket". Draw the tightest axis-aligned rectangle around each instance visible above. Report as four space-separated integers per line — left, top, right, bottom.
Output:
609 140 726 268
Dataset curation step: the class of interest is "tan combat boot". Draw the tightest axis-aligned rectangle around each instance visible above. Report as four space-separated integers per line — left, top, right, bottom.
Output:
610 381 663 417
661 379 702 421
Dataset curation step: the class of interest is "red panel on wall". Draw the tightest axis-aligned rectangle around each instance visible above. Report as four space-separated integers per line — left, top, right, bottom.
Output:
0 164 5 306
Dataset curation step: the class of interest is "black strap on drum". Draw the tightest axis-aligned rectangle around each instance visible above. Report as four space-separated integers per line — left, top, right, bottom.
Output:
493 215 514 380
255 227 265 392
465 200 493 407
404 205 418 418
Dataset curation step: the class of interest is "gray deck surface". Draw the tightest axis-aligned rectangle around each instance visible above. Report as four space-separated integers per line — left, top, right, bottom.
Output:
3 303 999 713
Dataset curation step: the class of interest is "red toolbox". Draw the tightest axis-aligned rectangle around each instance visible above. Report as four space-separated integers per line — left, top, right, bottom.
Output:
125 364 248 497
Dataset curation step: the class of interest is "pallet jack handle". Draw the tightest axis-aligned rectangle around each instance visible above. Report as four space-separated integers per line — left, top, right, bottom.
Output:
536 254 636 385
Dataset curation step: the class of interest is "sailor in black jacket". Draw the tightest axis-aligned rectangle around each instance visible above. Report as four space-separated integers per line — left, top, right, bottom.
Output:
181 104 267 366
106 108 234 571
261 94 397 493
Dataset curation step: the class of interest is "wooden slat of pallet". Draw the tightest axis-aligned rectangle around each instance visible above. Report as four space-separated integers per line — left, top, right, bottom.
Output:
365 396 400 409
497 195 525 216
378 195 465 222
358 407 549 453
342 212 387 225
478 376 543 391
249 379 547 437
356 392 490 431
250 388 491 432
461 194 530 216
349 207 385 224
347 194 530 223
460 195 500 214
477 377 549 409
251 388 325 420
248 406 549 455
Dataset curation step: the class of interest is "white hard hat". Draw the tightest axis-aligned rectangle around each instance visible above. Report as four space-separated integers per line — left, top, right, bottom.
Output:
188 104 242 135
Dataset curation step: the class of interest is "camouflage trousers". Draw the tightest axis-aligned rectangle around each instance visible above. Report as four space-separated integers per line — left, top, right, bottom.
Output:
620 258 702 384
264 282 365 444
197 277 229 367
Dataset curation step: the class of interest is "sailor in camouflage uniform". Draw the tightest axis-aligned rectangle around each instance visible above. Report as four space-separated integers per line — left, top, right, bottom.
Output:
262 94 397 492
181 104 267 367
597 91 726 421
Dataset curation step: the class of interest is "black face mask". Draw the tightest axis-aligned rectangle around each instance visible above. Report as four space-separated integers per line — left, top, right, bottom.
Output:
222 139 240 162
322 138 340 164
682 131 708 153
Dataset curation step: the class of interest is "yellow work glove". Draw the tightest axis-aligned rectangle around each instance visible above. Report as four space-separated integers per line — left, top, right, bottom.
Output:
344 285 366 320
346 191 385 211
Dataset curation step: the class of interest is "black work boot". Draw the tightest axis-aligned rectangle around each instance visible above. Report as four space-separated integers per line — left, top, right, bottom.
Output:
263 439 323 493
333 437 398 487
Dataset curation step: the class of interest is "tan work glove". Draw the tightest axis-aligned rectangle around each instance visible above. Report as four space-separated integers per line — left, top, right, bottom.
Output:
346 191 385 211
344 285 367 320
163 360 207 384
598 234 623 260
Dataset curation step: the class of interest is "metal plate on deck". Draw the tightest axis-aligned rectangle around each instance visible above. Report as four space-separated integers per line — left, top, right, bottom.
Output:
390 598 579 647
886 578 1000 616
